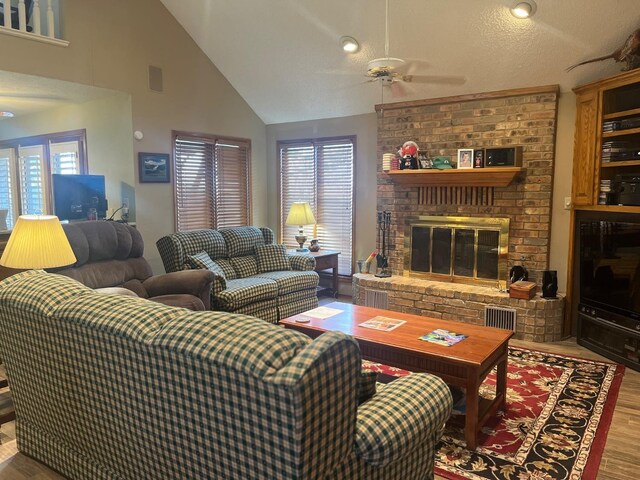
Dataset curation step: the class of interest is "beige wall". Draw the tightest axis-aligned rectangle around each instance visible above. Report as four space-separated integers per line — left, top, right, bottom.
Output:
0 94 134 217
0 0 267 273
266 113 378 294
549 92 576 293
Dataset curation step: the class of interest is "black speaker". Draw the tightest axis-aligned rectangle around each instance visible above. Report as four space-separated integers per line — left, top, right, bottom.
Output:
542 270 558 298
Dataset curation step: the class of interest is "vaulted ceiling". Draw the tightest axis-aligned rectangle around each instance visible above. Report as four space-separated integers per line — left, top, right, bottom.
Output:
161 0 639 125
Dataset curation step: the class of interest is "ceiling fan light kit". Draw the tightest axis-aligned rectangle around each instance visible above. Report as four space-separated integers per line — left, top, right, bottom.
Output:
510 1 536 18
340 36 360 53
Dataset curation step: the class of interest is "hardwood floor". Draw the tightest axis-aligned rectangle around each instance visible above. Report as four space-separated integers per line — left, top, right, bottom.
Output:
0 301 636 479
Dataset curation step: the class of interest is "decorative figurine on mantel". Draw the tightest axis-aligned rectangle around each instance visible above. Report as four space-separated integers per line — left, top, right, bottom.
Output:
399 141 420 170
375 211 392 278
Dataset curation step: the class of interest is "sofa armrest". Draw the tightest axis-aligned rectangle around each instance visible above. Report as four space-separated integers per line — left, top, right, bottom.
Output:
288 253 315 271
355 373 452 467
142 270 216 310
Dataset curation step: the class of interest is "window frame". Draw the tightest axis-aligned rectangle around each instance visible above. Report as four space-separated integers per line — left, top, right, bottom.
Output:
172 130 252 232
277 135 356 277
0 129 88 227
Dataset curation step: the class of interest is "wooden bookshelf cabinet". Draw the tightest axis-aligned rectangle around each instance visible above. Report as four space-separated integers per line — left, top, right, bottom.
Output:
566 69 640 338
571 69 640 213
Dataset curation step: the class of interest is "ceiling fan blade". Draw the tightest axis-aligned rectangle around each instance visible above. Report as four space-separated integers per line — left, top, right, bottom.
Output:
389 81 407 98
401 75 467 86
401 59 433 75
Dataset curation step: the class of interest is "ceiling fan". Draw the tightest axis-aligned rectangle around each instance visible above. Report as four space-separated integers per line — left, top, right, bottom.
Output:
365 0 465 97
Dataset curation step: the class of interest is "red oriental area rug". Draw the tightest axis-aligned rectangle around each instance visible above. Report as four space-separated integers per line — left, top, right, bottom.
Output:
362 346 624 480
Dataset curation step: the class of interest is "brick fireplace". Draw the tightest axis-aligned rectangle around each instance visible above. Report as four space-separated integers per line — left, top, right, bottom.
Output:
352 85 564 342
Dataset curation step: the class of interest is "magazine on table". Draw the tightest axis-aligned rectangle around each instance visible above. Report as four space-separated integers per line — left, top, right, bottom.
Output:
358 316 406 332
419 328 467 347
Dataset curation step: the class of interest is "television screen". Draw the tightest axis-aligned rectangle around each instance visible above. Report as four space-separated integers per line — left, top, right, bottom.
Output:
52 174 107 221
579 219 640 320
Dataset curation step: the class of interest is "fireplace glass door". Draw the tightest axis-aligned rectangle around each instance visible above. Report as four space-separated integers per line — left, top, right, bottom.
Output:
405 216 509 287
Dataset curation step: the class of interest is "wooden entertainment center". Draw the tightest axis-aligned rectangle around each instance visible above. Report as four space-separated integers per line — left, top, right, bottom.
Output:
568 68 640 369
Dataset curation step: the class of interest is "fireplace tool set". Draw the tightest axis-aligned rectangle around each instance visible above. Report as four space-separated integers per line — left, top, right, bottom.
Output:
375 211 392 277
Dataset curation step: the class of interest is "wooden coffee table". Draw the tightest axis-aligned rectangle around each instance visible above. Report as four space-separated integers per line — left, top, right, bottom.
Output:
281 302 513 450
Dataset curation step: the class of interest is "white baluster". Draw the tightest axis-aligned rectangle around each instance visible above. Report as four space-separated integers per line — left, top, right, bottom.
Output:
3 0 11 29
46 0 53 38
17 0 25 32
32 0 40 35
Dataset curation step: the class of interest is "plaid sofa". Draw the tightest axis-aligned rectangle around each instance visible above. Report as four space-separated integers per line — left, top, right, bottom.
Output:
0 271 452 480
157 226 319 323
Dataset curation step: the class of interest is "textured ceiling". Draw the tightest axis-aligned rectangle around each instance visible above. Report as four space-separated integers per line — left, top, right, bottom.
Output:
0 71 119 119
160 0 640 125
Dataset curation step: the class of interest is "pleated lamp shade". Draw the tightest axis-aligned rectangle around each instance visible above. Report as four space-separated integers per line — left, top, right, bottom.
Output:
0 215 76 269
285 202 316 226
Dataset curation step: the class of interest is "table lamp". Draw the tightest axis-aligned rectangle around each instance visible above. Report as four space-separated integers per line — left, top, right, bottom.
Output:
0 215 76 269
285 202 316 252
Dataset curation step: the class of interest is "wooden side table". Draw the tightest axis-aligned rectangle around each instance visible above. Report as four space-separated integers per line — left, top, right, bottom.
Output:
289 250 340 297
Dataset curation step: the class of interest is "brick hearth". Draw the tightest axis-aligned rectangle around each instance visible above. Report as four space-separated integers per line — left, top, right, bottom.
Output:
353 274 564 342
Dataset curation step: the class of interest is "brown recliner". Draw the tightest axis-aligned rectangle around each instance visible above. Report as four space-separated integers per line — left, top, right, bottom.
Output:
53 221 215 310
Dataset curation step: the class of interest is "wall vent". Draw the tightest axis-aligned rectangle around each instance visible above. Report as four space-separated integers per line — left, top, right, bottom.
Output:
364 289 389 310
148 65 163 92
484 305 516 331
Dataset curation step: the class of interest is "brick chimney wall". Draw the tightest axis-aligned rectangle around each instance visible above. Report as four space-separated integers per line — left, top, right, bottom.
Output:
376 86 559 283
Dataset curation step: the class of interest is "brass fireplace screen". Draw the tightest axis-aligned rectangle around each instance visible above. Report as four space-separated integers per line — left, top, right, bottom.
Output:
404 216 510 288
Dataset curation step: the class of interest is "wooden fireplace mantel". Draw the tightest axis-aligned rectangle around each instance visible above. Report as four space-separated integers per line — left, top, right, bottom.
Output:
385 167 523 187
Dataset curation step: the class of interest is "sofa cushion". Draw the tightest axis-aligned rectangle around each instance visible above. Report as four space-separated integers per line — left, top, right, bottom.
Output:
252 270 319 296
220 226 265 257
230 255 258 278
215 277 278 310
214 259 237 280
256 244 291 273
187 251 227 278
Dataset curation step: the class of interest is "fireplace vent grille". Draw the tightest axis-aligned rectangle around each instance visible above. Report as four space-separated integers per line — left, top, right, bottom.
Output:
418 186 494 206
364 289 389 310
484 306 516 331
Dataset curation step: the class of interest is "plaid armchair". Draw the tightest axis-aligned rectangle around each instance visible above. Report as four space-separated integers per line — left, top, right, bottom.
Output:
0 271 452 480
157 226 319 323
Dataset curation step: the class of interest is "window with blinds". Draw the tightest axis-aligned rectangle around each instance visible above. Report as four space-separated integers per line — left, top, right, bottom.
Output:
174 132 251 231
279 137 354 276
0 130 86 230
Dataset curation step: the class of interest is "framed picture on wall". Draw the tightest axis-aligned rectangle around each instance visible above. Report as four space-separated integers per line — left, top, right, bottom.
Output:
457 149 474 169
139 152 170 183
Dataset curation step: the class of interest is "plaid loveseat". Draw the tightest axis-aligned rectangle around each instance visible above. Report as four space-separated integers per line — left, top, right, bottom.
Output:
157 226 319 323
0 271 452 480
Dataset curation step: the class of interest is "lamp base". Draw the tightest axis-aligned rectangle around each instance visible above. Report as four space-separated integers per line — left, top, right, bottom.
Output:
296 247 310 253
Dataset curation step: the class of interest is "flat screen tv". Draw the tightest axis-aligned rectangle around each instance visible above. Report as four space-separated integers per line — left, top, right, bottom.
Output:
579 219 640 320
52 174 107 221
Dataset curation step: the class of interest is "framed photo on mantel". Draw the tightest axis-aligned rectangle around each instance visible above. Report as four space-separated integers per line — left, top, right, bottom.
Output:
139 152 170 183
457 148 474 169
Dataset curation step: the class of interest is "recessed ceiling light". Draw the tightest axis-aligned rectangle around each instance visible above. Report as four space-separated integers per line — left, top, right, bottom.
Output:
0 111 14 118
511 1 536 18
340 36 360 53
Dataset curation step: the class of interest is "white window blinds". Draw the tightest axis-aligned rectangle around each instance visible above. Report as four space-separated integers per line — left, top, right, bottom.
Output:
279 137 354 276
0 131 87 228
50 141 81 174
0 148 15 231
18 145 46 215
174 133 251 231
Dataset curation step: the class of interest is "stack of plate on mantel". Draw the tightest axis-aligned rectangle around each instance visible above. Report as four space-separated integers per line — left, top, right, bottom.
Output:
383 153 395 172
